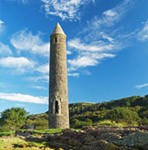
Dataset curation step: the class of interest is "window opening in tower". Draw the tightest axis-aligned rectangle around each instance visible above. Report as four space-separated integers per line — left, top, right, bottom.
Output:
55 100 59 114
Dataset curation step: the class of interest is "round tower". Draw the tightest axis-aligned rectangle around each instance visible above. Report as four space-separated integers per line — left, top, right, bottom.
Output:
49 23 69 129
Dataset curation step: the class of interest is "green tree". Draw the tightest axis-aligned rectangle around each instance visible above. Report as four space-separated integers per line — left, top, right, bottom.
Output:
26 113 48 130
0 108 28 131
105 107 140 125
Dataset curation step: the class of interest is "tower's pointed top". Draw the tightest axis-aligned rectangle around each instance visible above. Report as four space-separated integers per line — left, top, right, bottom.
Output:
52 23 66 36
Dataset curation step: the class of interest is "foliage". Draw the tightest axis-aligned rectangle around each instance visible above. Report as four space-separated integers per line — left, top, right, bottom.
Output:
71 118 93 128
69 94 148 128
25 113 48 130
105 107 140 125
0 94 147 131
25 95 148 129
0 131 15 137
97 120 126 127
0 108 27 131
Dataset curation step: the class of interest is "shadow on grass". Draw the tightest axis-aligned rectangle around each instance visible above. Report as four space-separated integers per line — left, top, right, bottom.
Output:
14 129 62 149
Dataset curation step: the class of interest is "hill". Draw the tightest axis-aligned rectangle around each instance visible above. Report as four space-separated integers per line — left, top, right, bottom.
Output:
26 94 148 129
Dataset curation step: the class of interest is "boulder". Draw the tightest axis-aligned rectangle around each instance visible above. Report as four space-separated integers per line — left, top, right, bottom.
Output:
113 131 148 149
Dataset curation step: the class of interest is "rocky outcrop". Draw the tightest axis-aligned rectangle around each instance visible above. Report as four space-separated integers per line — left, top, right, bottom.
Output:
15 127 148 150
48 127 148 150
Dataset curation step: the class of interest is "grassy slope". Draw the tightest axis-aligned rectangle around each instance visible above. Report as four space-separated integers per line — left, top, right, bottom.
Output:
0 129 61 150
25 95 148 129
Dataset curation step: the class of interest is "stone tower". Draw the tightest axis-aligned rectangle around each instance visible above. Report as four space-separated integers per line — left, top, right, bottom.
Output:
49 23 69 129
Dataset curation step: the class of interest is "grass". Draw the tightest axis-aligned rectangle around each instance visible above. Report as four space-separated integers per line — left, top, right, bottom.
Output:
0 136 52 150
0 137 27 150
0 131 15 137
0 130 56 150
0 129 62 149
34 128 62 134
15 128 62 135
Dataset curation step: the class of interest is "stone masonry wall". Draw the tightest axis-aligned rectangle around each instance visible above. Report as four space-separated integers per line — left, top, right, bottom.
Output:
49 33 69 129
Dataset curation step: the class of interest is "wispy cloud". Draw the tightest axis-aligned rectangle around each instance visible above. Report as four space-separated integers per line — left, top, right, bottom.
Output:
17 0 29 4
135 83 148 89
31 64 49 83
36 64 49 74
0 56 35 74
68 72 79 77
8 0 29 4
0 42 12 56
0 19 4 33
31 85 47 90
0 92 48 104
68 38 117 52
68 52 115 71
41 0 91 21
10 29 49 57
67 0 132 76
138 20 148 41
27 75 49 83
88 0 131 30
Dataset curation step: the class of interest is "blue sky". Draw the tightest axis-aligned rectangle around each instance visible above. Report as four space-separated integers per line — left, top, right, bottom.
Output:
0 0 148 114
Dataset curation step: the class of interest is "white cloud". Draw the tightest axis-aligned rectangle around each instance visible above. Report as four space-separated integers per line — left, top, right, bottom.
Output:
90 0 131 29
10 29 49 57
68 37 116 71
36 64 49 74
17 0 29 4
138 20 148 41
0 57 35 73
68 72 79 77
68 38 116 52
0 92 48 104
136 83 148 89
0 20 4 25
67 50 72 55
41 0 91 21
31 85 47 90
27 75 49 83
103 9 117 17
66 0 132 75
0 42 12 56
0 19 4 33
68 55 97 69
68 52 115 70
7 0 29 4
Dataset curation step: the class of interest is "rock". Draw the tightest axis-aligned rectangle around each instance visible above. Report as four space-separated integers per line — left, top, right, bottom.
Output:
99 132 122 142
113 131 148 149
89 140 120 150
47 128 148 150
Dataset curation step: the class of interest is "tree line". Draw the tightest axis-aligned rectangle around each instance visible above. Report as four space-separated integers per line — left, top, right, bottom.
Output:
0 94 147 131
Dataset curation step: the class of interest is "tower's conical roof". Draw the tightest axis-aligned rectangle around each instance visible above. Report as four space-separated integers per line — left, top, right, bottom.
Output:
51 23 66 36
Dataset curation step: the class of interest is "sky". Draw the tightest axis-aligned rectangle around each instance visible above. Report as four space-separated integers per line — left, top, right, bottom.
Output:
0 0 148 114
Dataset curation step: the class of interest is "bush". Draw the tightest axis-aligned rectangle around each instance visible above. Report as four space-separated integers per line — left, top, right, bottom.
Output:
105 107 140 125
0 108 27 131
71 118 92 128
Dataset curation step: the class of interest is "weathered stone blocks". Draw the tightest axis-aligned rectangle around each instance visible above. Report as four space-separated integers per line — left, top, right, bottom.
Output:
49 23 69 129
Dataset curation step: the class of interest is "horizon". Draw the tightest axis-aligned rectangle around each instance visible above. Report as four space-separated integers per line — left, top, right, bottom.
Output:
0 0 148 114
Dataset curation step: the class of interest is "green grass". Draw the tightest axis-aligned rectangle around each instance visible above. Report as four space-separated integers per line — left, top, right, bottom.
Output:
0 128 62 137
34 128 62 134
0 131 15 137
16 128 62 135
0 136 48 150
